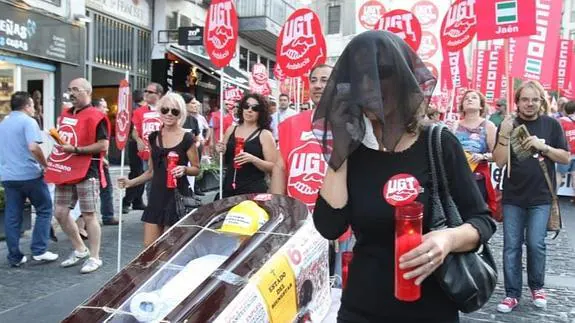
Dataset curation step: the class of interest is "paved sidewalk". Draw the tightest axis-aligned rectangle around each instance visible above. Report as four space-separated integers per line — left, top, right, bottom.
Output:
0 167 574 322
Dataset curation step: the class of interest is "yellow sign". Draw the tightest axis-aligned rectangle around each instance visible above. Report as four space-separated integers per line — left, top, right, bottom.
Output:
252 254 297 322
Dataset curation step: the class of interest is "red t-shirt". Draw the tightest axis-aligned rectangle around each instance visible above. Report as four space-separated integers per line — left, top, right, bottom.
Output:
210 110 234 143
559 116 575 154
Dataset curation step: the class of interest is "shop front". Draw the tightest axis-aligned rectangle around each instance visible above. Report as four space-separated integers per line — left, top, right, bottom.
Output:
152 46 249 115
0 2 81 130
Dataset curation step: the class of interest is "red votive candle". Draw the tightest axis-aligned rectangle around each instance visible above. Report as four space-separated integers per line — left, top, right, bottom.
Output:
394 201 423 302
233 137 245 169
341 251 353 290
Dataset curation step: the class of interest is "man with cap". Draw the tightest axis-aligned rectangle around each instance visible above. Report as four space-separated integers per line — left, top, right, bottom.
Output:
490 98 508 127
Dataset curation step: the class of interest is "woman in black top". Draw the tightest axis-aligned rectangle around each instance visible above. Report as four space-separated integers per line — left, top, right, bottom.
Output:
118 93 200 247
312 31 496 322
215 93 277 197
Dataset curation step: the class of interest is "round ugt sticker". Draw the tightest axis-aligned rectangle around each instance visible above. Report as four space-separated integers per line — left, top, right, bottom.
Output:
383 174 422 206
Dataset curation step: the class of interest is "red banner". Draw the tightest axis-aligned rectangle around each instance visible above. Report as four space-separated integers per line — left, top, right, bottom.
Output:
476 0 536 40
440 0 477 52
481 48 505 104
552 39 574 92
376 9 422 51
441 50 469 90
115 79 131 150
472 49 487 90
249 63 272 96
204 0 238 68
277 9 327 78
223 85 243 107
510 0 562 88
358 0 386 30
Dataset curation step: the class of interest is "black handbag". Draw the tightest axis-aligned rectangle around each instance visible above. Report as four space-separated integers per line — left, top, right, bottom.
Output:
174 188 201 218
427 124 498 313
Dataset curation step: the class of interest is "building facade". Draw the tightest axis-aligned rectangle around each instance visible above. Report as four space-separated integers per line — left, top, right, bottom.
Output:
0 0 86 129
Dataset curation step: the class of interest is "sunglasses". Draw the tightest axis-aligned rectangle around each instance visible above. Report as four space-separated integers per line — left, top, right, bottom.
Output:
242 104 262 112
160 107 181 117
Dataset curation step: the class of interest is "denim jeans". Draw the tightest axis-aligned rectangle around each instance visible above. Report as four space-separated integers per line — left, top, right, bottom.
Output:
2 177 53 265
503 203 550 298
100 166 114 221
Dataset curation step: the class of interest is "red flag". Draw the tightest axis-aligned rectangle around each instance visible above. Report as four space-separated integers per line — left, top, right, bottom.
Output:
440 0 477 52
276 9 327 78
552 39 574 92
442 50 469 90
472 49 487 90
476 0 536 40
564 53 575 99
249 63 272 96
204 0 238 68
481 48 506 104
510 0 562 88
375 9 422 51
115 79 131 151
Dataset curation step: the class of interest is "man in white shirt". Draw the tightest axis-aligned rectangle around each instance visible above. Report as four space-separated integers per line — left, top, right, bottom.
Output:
270 94 297 141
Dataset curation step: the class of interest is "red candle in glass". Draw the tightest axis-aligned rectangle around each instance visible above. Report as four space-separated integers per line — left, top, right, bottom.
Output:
166 151 179 189
341 251 354 290
233 137 245 169
394 201 423 302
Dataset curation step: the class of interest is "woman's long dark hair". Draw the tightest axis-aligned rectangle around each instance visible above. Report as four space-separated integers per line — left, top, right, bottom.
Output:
236 92 272 130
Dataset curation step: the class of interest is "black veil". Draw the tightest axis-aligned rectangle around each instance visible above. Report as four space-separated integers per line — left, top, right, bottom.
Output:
312 30 436 171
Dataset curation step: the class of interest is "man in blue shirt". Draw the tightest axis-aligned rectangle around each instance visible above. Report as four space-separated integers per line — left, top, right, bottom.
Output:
0 92 58 267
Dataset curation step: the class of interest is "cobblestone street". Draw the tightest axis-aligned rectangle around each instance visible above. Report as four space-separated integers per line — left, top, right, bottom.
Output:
1 168 575 322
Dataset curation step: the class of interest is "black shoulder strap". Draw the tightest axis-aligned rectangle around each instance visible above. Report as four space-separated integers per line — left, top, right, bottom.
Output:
245 128 262 142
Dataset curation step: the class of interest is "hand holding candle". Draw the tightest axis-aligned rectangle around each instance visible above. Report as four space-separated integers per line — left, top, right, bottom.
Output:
394 202 423 302
233 137 245 169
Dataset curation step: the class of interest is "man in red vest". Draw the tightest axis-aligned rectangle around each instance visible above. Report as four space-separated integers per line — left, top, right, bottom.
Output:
45 78 110 273
131 82 163 199
270 65 354 282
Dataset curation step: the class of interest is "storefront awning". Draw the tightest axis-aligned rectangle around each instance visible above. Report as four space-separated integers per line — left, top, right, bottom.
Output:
167 46 249 89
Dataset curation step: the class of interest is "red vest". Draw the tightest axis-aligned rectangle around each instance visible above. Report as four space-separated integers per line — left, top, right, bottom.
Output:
45 107 108 185
560 116 575 154
278 110 327 212
139 110 162 160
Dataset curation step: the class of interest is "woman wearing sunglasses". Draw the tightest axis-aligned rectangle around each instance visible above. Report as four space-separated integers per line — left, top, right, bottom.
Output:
118 93 200 247
215 93 277 197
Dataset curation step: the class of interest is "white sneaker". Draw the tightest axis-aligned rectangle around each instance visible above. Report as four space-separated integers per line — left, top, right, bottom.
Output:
11 256 27 267
32 251 59 262
60 249 90 268
80 257 102 274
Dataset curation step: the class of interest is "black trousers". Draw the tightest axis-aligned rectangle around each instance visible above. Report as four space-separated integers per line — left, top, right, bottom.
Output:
122 140 145 206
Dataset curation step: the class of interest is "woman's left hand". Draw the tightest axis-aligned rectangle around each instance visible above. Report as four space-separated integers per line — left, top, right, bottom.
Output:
234 151 255 166
470 153 484 163
398 229 454 286
171 165 186 178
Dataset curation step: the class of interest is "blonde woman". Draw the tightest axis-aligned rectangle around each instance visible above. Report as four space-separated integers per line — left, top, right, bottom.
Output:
118 93 200 246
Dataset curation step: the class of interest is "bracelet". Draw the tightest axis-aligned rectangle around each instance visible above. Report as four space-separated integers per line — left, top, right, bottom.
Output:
498 142 508 147
498 133 510 140
74 146 79 154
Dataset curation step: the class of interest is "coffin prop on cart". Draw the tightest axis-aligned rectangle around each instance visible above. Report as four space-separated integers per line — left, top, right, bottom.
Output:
63 194 331 323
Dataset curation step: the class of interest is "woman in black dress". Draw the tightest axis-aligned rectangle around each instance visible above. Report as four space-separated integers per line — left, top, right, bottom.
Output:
312 31 496 322
215 93 277 197
118 93 200 247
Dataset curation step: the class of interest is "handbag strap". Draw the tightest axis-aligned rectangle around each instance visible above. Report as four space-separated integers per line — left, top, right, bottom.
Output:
427 124 447 230
434 124 464 227
537 156 558 201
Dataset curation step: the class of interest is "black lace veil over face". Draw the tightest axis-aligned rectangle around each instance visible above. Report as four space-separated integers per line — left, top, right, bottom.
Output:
312 30 436 171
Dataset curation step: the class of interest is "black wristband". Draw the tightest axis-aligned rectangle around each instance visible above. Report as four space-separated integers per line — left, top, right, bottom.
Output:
74 146 79 154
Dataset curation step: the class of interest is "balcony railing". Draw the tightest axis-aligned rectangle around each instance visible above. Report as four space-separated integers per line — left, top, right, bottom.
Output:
236 0 296 25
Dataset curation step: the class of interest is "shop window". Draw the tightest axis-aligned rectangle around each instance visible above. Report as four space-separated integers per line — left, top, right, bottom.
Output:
260 56 268 72
268 60 276 80
328 5 341 35
167 12 178 29
249 51 258 73
239 47 248 71
180 15 192 27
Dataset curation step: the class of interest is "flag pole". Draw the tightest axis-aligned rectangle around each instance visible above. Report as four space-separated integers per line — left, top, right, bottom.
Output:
219 68 225 200
116 70 129 273
504 38 512 178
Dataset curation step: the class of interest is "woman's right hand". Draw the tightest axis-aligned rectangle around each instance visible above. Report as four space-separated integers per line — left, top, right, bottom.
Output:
215 141 225 154
117 177 131 189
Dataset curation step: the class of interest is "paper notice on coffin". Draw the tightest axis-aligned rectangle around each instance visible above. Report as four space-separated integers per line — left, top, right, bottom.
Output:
214 221 331 323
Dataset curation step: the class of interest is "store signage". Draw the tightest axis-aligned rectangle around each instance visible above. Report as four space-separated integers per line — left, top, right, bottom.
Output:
87 0 152 28
0 3 80 65
178 26 203 46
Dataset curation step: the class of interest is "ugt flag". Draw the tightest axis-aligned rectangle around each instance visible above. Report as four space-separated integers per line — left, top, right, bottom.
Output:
476 0 536 40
